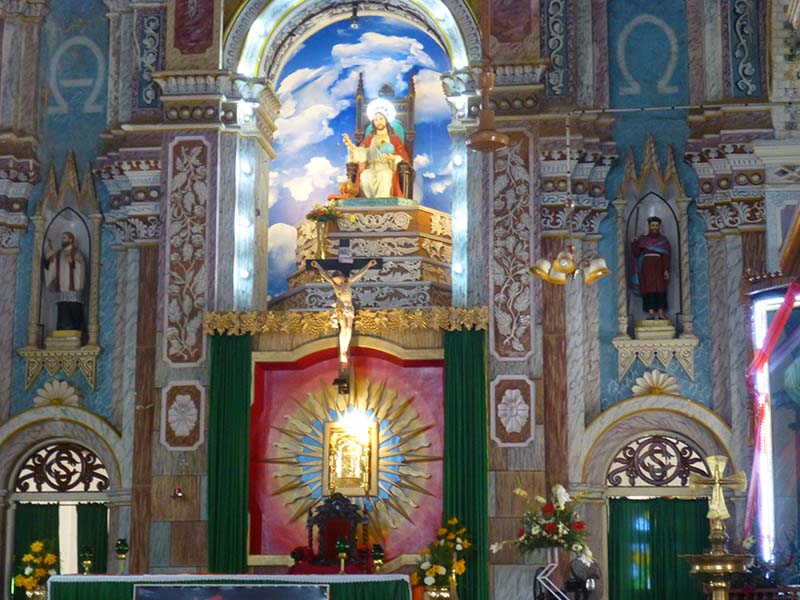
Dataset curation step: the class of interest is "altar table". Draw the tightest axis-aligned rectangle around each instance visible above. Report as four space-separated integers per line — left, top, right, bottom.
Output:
48 574 411 600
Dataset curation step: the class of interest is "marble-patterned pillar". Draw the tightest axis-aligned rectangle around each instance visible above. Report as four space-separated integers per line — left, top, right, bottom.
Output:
131 244 158 573
106 487 132 572
542 235 568 487
104 0 135 127
724 233 749 472
706 235 731 423
0 254 17 419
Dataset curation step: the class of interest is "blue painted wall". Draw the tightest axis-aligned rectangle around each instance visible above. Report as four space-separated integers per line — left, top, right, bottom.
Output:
599 0 712 407
12 0 116 418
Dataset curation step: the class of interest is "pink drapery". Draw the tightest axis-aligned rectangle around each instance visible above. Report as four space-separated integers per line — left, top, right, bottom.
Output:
742 281 800 542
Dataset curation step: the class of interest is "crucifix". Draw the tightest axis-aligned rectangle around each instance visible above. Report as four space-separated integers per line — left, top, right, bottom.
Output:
308 257 381 395
689 455 747 552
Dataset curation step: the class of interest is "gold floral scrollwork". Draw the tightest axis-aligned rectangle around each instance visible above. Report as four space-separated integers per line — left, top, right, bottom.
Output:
203 307 489 336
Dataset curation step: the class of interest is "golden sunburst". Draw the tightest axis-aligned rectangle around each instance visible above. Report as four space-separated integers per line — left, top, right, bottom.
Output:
264 377 440 542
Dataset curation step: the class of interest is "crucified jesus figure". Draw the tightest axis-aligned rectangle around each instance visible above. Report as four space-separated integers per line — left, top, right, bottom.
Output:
311 259 378 366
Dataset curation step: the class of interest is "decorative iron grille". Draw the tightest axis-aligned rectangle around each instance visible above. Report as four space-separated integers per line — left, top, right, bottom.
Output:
606 435 710 487
15 442 109 492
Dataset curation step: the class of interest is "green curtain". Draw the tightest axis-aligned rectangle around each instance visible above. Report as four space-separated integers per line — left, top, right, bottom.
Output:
208 334 252 573
443 330 489 600
77 503 108 573
609 498 707 600
13 503 59 599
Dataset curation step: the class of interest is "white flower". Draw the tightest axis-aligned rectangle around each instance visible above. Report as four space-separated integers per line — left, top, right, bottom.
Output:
490 542 503 554
572 543 583 552
455 544 463 551
168 393 198 437
33 379 81 406
554 484 571 506
437 566 446 575
24 566 32 575
531 525 541 535
420 561 431 570
579 547 594 567
424 576 435 586
557 523 568 535
497 389 530 433
48 569 57 576
535 496 546 504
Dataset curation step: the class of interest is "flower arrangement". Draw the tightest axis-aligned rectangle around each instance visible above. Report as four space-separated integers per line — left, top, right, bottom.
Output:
14 540 58 592
306 201 342 223
410 517 471 587
490 484 593 566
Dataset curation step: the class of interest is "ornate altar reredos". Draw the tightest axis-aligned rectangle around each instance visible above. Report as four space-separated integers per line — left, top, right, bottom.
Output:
271 205 452 310
612 136 699 379
19 154 102 388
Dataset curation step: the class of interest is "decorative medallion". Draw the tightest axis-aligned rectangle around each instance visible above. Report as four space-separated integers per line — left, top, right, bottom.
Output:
33 379 81 406
161 381 205 451
606 435 710 487
631 369 680 396
15 442 109 492
490 376 534 447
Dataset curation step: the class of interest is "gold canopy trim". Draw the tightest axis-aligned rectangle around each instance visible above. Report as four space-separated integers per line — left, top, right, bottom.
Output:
204 307 489 336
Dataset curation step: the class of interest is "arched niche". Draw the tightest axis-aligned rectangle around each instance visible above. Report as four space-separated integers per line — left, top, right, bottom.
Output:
224 0 481 81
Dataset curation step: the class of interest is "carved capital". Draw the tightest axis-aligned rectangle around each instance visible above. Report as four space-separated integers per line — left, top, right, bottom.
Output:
611 335 700 380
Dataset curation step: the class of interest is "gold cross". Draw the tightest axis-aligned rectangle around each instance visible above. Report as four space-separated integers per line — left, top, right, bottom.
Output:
689 455 747 521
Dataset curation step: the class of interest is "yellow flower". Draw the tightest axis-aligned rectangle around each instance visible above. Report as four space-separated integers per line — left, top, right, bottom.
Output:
21 553 34 563
44 554 57 565
34 568 47 579
14 575 25 587
447 533 455 540
426 566 438 578
448 517 458 525
33 556 42 564
437 527 447 536
513 487 528 498
458 528 466 535
410 572 419 586
453 559 466 575
30 541 44 553
420 548 430 555
462 540 472 549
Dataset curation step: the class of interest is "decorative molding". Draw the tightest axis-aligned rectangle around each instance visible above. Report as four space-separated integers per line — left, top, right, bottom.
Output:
429 213 452 238
490 376 535 448
96 157 162 247
135 11 165 110
686 143 766 234
204 306 489 336
729 0 761 97
0 0 50 19
491 140 532 360
611 335 700 380
336 212 412 233
18 345 102 389
160 381 205 451
543 0 568 95
164 137 209 366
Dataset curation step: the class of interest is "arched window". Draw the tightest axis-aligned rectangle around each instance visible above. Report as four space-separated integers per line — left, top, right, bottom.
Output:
606 434 710 488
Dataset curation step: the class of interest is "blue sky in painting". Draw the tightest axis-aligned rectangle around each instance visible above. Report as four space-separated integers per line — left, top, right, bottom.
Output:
267 16 453 299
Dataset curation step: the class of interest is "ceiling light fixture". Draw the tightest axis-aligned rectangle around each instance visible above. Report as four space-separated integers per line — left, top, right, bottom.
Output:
530 115 610 285
466 0 508 152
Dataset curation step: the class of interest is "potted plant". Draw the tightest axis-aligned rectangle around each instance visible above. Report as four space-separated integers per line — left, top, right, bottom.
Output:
410 517 471 600
15 540 58 599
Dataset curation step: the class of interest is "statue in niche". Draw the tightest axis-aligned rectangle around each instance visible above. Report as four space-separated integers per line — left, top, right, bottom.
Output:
631 216 671 320
44 230 87 334
341 98 410 198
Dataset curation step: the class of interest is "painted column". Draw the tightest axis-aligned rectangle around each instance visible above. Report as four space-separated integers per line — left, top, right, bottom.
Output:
706 234 731 423
677 194 694 335
541 235 568 487
104 0 135 127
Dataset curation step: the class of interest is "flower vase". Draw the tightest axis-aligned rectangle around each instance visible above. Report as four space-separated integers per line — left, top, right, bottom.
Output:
422 586 451 600
26 585 47 600
315 221 328 259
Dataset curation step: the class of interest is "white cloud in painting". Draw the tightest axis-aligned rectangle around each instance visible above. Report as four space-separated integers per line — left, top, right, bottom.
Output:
430 180 450 194
283 156 341 203
423 171 436 179
268 222 298 273
275 32 441 154
414 69 450 123
429 159 454 195
268 171 279 208
413 154 431 170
